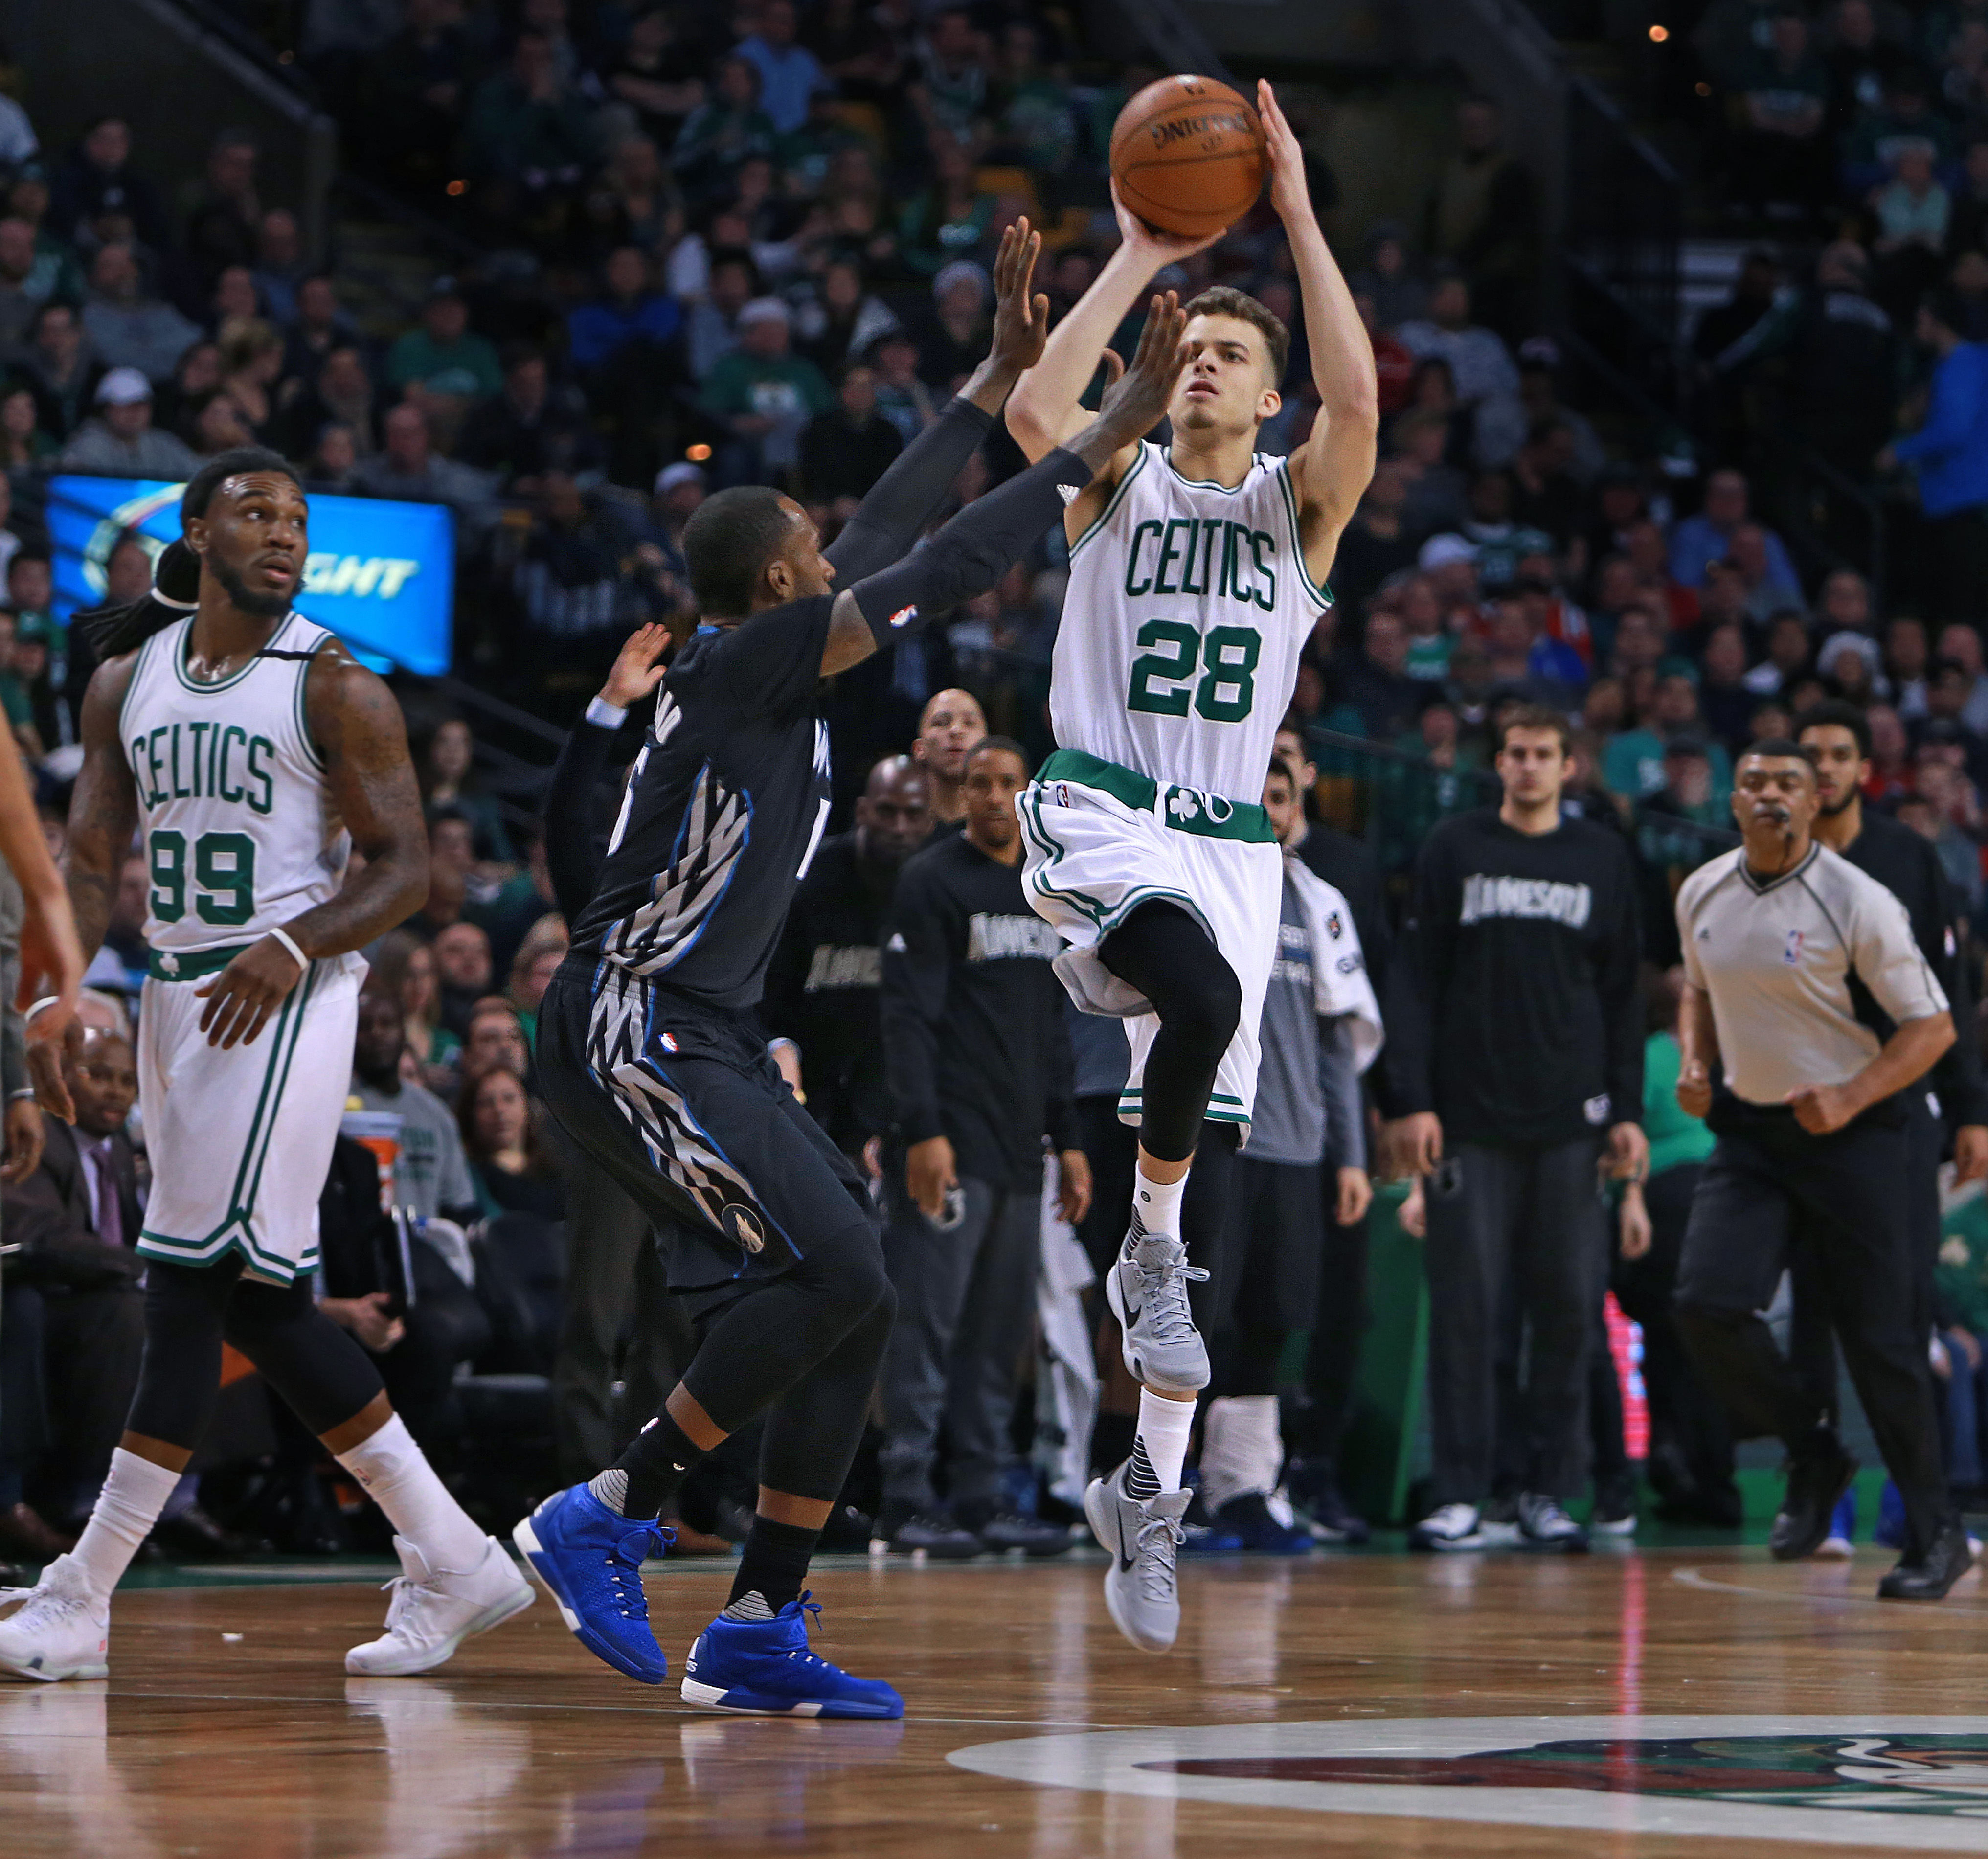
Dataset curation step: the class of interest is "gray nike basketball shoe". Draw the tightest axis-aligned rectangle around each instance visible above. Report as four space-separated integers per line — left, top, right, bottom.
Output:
1084 1460 1192 1653
1106 1231 1210 1392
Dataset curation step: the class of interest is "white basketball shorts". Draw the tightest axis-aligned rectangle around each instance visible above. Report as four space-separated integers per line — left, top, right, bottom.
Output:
1017 749 1282 1134
136 948 365 1284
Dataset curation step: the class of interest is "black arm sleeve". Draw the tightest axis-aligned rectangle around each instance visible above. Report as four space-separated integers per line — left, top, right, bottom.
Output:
542 717 622 923
847 446 1096 646
824 396 994 582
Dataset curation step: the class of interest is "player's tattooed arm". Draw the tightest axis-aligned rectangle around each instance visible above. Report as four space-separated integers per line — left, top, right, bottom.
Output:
1258 81 1378 585
61 656 142 969
195 643 429 1050
296 643 431 952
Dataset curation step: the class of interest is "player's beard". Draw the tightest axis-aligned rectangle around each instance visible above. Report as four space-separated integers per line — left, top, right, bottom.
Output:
208 552 295 621
1816 788 1857 817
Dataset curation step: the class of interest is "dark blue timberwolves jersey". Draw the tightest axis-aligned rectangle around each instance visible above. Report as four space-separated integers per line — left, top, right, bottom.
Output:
569 596 836 1010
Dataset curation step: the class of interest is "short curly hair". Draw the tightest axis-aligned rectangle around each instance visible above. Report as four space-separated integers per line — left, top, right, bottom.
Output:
1181 286 1291 389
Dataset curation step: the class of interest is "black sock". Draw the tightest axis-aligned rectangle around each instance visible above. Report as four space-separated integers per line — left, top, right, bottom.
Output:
597 1409 705 1520
724 1515 820 1617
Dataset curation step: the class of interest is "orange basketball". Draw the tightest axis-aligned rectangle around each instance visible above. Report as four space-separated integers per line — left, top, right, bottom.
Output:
1109 75 1266 241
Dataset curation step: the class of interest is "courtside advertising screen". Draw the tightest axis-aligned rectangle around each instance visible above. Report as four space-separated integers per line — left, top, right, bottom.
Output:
45 476 455 676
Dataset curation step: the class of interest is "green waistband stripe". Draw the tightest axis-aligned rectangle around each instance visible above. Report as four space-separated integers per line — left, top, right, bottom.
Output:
1036 748 1278 843
148 943 253 981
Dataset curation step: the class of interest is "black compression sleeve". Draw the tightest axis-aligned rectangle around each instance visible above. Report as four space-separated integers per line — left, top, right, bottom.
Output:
825 396 994 582
849 446 1094 647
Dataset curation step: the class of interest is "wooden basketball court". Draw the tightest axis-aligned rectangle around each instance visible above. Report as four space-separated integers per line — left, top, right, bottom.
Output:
6 1542 1988 1855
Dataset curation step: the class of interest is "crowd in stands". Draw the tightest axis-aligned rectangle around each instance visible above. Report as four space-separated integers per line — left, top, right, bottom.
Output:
0 0 1981 1558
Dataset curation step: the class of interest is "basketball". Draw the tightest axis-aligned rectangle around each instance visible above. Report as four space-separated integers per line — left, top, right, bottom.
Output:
1109 74 1267 241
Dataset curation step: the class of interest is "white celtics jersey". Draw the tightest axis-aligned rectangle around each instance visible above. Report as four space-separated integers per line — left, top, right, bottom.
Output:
1053 440 1330 805
120 611 350 956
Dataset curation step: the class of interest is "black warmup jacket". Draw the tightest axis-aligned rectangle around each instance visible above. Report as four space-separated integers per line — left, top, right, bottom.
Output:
761 830 898 1157
1837 807 1988 1128
1404 807 1644 1147
880 832 1077 1189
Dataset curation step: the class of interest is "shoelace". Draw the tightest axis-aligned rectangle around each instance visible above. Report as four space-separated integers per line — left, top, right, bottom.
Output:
1132 1513 1184 1602
780 1594 830 1667
606 1523 675 1621
0 1586 87 1630
1134 1252 1209 1346
377 1575 422 1634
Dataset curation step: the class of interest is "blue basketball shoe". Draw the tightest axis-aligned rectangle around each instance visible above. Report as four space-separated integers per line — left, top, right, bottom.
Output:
680 1595 904 1719
513 1484 674 1684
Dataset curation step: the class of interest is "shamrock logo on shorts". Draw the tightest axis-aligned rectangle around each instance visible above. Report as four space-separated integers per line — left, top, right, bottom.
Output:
1168 789 1200 823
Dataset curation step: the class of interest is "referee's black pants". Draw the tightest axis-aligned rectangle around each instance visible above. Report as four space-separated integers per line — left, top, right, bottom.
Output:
1673 1106 1954 1556
1786 1088 1944 1435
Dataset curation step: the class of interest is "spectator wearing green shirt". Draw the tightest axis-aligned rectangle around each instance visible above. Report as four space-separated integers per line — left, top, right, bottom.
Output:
1612 992 1739 1525
1841 68 1958 195
699 296 832 485
387 281 503 402
1731 7 1832 216
463 29 596 220
990 22 1075 173
669 55 781 206
1603 672 1734 803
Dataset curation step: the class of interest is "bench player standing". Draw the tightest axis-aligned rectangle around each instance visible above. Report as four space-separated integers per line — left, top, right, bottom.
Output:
0 449 534 1682
512 228 1190 1719
1004 82 1377 1652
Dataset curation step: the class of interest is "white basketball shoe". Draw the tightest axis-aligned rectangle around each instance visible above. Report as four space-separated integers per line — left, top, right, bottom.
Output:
345 1535 534 1676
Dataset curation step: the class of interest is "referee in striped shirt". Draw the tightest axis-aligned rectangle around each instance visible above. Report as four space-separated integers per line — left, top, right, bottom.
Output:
1673 740 1970 1601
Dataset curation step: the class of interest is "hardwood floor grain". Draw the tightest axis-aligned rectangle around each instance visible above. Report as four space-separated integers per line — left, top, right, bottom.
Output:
2 1546 1983 1856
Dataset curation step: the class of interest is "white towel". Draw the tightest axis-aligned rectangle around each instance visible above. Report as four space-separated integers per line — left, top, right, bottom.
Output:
1281 852 1384 1075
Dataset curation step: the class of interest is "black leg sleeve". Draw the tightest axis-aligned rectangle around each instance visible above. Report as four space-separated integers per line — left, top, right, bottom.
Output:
224 1275 387 1438
678 1219 894 1438
757 1282 898 1502
126 1259 239 1451
1099 902 1243 1164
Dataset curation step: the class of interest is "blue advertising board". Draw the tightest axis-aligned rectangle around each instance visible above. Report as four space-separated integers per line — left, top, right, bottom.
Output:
45 476 454 676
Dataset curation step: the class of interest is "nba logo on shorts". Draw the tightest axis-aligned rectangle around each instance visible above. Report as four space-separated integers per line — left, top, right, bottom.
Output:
1784 930 1805 966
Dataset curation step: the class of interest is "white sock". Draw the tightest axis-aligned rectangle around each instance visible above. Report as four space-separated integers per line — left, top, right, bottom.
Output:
1128 1388 1197 1497
1129 1163 1187 1247
69 1448 181 1605
1198 1395 1283 1515
336 1415 488 1573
